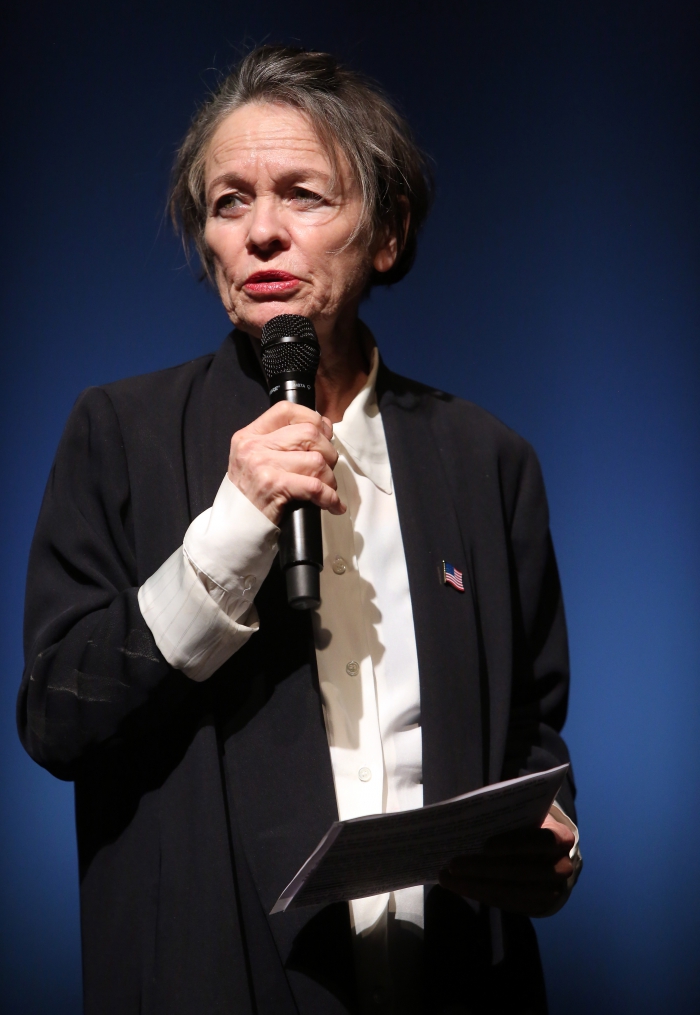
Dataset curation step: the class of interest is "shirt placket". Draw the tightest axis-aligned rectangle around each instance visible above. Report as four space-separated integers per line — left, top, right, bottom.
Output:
316 454 385 823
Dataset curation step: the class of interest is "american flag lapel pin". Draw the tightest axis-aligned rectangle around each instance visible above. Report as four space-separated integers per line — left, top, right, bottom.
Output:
442 560 465 592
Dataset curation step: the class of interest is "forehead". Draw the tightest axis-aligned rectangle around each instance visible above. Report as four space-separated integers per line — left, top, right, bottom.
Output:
205 102 336 181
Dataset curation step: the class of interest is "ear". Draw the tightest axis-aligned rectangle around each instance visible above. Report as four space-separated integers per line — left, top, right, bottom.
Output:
372 197 410 275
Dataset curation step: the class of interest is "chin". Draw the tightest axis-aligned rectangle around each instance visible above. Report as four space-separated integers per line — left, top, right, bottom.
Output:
233 297 316 335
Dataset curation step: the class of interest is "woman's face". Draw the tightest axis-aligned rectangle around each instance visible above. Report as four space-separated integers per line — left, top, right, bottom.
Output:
203 102 397 340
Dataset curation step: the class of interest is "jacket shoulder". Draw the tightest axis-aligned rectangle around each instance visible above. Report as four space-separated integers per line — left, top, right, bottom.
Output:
381 366 534 462
97 352 216 414
379 366 544 528
61 354 217 460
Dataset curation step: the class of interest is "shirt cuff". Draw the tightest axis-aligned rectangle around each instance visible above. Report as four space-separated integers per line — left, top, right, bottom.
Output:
547 801 583 901
183 475 279 599
138 546 260 681
138 477 280 682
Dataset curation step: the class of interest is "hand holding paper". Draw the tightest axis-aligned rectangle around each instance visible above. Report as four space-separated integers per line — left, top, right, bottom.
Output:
272 765 571 915
439 810 575 916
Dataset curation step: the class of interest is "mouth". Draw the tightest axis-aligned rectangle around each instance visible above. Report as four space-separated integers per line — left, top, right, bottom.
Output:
243 270 302 295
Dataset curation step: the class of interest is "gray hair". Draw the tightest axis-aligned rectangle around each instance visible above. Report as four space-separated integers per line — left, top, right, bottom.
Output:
169 45 433 287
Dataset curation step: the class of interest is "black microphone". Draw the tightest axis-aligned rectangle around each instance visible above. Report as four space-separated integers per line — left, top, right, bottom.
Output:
260 314 323 610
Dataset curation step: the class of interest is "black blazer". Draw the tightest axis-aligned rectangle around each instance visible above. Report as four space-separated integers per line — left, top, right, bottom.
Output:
19 331 574 1015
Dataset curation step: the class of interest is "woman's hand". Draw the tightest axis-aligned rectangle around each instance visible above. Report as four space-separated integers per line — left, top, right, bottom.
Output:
228 402 345 526
438 813 575 917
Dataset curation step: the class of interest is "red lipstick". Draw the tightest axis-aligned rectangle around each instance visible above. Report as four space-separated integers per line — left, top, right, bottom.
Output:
243 270 301 295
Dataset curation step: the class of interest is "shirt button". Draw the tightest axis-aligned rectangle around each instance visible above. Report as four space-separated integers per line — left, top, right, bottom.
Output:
358 767 372 782
243 575 256 592
346 660 360 677
331 556 347 575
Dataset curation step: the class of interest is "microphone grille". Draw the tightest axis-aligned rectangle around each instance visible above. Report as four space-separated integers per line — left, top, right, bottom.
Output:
261 314 318 347
261 340 320 380
260 314 320 381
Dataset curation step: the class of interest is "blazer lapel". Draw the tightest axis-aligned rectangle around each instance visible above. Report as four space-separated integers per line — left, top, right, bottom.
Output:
183 330 269 519
378 367 486 805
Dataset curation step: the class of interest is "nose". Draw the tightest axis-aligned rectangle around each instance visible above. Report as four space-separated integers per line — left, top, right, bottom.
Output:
246 196 290 258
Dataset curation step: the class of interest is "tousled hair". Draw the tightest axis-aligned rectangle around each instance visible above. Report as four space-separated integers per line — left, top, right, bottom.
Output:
169 45 433 287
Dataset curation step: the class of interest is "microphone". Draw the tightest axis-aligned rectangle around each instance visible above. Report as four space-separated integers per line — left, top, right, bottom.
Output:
260 314 323 610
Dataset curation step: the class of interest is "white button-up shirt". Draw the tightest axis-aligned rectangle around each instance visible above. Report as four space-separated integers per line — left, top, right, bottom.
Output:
315 349 424 936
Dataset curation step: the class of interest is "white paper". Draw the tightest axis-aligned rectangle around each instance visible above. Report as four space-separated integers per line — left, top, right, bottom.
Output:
271 765 568 914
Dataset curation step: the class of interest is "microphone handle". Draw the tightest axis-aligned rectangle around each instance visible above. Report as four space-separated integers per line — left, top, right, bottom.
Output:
270 375 323 609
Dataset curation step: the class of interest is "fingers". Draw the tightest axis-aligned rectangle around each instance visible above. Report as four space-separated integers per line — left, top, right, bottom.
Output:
235 460 344 524
439 816 576 917
254 453 340 507
228 404 344 524
265 423 338 467
483 819 574 860
541 812 576 850
231 419 338 478
249 402 333 439
266 451 338 489
274 472 345 515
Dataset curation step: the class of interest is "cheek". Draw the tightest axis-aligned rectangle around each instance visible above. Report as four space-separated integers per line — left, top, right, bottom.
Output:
203 222 241 280
294 206 361 263
331 243 373 295
294 223 370 292
202 220 218 256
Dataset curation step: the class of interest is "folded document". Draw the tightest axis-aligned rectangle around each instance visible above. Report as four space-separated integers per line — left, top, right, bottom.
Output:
271 764 569 914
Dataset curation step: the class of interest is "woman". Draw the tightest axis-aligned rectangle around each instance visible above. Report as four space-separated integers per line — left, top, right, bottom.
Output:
20 46 579 1014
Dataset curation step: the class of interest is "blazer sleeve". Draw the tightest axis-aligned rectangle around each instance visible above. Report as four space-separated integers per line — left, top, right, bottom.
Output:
18 386 181 780
504 441 577 821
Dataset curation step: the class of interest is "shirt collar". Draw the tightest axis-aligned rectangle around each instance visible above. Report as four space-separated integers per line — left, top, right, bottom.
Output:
332 345 393 495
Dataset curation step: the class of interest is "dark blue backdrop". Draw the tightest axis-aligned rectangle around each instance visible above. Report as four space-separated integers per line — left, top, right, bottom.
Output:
1 2 698 1012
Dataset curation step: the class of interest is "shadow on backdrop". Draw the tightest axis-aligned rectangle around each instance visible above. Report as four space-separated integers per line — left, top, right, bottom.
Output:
1 1 698 1013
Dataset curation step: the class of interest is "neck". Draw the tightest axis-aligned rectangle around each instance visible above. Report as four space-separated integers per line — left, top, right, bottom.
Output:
314 311 371 423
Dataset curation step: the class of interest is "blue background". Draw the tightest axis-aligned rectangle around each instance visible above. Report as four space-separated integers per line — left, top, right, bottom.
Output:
1 1 698 1011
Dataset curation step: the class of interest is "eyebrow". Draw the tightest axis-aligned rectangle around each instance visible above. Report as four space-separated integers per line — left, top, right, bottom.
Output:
206 167 334 198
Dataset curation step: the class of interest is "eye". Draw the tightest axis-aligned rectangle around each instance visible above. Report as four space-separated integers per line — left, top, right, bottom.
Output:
291 186 325 206
213 192 245 216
